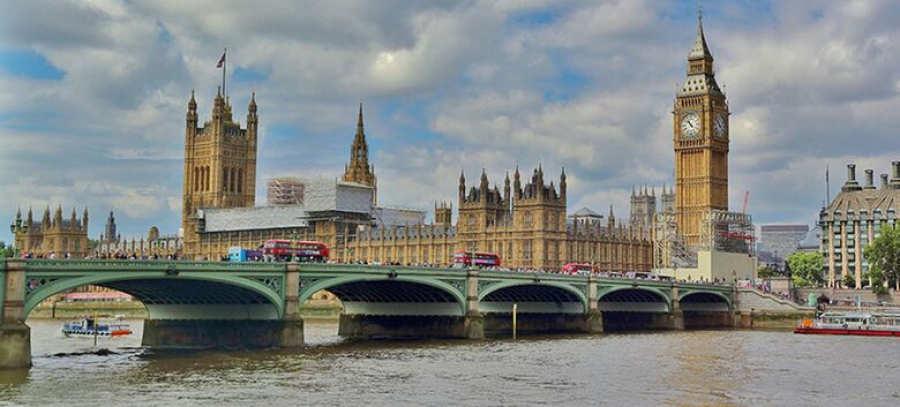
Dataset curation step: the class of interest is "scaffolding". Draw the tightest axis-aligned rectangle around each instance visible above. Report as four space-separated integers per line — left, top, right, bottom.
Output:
653 212 695 268
699 210 756 255
266 177 305 205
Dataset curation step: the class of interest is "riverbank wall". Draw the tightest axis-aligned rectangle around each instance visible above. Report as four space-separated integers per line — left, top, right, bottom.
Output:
736 288 815 329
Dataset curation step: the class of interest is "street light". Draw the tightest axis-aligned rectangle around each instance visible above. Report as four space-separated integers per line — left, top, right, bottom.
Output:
9 217 28 257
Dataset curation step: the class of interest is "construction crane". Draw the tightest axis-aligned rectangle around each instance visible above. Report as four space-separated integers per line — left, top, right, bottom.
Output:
742 190 750 214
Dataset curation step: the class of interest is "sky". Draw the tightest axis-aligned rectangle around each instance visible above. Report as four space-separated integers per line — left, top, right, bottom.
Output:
1 0 900 243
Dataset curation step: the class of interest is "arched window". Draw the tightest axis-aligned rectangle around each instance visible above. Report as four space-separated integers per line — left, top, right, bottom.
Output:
205 166 210 191
231 168 237 192
237 169 243 193
194 167 199 191
223 167 229 192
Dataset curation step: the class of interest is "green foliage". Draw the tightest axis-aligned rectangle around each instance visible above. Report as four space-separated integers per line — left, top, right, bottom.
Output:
864 224 900 292
864 269 889 295
841 272 857 289
757 265 781 279
788 251 824 287
0 242 15 258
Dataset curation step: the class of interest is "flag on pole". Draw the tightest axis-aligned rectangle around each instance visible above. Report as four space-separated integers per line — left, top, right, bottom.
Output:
217 51 226 68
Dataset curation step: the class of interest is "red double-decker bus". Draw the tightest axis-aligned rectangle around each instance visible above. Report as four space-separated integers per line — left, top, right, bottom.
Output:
561 263 596 275
261 240 329 262
452 251 501 267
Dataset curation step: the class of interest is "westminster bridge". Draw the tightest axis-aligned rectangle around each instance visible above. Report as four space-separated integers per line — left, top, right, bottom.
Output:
0 259 737 368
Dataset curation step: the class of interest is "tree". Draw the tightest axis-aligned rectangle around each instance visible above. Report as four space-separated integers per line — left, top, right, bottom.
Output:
864 224 900 291
787 251 824 288
757 264 781 279
841 272 856 289
0 242 15 258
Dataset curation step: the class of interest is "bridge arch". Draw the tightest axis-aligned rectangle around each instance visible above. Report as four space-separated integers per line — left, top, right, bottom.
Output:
24 274 284 320
300 276 466 316
478 281 588 314
597 286 671 313
679 291 732 313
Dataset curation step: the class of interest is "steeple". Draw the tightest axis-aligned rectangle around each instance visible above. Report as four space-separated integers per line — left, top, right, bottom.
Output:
504 172 511 203
458 170 466 202
681 7 717 86
688 8 713 64
560 168 567 200
188 90 197 111
42 206 51 228
342 103 377 190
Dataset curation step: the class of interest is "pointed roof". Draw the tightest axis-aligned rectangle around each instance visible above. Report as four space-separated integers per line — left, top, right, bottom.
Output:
688 9 713 61
357 103 364 134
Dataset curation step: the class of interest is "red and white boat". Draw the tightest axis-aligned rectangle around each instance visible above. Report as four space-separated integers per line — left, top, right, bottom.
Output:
795 312 900 336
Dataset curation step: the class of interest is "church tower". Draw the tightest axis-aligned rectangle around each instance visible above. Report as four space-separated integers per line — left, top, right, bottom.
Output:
182 89 258 252
673 12 729 246
343 104 377 201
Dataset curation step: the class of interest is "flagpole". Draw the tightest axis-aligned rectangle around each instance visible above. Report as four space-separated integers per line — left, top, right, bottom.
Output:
222 47 227 96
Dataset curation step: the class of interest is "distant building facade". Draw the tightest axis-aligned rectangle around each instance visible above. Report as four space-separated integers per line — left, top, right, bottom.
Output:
757 224 810 266
10 206 89 258
176 94 650 270
94 212 182 258
819 163 900 288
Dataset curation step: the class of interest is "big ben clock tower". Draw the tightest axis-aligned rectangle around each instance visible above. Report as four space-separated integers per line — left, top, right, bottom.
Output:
674 12 729 246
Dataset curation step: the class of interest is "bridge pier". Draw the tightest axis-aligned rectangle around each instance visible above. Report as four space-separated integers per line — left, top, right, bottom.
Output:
338 314 480 339
585 277 604 333
142 319 302 348
142 264 307 350
337 269 485 340
661 284 686 330
647 309 684 330
0 260 31 369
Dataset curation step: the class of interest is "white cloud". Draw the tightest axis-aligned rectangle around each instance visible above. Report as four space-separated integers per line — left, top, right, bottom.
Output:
2 0 900 242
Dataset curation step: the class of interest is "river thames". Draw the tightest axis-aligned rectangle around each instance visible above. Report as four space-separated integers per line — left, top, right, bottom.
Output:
0 320 898 406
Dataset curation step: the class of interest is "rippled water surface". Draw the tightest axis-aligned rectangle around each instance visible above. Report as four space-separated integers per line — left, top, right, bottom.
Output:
1 319 899 406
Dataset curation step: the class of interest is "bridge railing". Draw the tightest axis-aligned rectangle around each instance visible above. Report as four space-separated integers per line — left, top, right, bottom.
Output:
10 259 284 273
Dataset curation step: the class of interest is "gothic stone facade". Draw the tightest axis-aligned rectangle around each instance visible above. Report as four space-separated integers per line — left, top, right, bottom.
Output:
674 15 730 247
347 167 652 271
10 207 89 258
182 89 258 257
178 96 651 270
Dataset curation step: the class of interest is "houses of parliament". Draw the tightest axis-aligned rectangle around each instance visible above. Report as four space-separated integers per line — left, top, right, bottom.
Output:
13 15 731 272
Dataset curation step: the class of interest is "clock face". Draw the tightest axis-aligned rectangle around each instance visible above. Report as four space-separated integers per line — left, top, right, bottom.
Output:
680 112 700 138
714 113 727 138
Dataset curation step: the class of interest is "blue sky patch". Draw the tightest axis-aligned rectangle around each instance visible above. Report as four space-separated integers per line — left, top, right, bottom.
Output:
0 49 65 80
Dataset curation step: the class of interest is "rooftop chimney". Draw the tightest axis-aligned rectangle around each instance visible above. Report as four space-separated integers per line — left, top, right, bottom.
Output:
841 164 862 192
892 161 900 189
864 169 876 189
882 174 890 189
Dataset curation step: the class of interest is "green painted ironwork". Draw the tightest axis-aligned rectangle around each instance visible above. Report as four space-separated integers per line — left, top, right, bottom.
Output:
5 259 735 320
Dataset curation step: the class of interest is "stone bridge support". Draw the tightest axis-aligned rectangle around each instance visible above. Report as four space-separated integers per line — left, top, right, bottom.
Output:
143 265 304 349
585 277 604 333
645 284 684 331
337 269 484 340
0 260 31 369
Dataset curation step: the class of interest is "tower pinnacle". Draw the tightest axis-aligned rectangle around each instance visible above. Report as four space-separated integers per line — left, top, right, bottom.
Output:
342 103 377 191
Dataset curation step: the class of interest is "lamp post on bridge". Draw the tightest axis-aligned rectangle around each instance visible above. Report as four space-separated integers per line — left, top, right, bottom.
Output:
9 215 28 258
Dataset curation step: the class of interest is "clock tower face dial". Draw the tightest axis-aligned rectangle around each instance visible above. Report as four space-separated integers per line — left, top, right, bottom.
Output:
680 112 700 138
714 113 727 138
